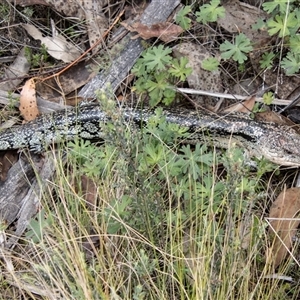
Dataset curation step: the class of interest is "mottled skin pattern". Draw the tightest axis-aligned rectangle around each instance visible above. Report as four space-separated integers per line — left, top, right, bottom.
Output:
0 105 300 166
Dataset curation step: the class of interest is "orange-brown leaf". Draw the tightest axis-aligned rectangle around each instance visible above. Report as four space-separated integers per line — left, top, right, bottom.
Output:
19 78 39 121
267 187 300 267
222 95 256 113
80 175 98 208
121 21 183 42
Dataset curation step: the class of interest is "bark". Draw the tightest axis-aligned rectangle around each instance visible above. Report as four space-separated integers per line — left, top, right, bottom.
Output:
0 157 36 225
0 153 57 248
0 0 180 248
79 0 180 98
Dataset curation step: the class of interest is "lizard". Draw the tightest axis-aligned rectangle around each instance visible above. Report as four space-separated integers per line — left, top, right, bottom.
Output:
0 104 299 166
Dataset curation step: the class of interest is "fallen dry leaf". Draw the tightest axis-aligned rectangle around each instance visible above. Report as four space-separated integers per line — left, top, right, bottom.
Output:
20 78 39 121
80 175 98 209
36 58 100 101
255 111 298 127
23 23 81 63
222 95 256 113
121 21 183 42
267 187 300 267
255 110 300 135
16 0 108 52
0 47 31 91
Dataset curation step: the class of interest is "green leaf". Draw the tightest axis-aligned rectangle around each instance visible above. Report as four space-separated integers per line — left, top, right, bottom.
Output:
131 58 147 76
178 144 213 180
281 52 300 75
26 209 53 244
169 57 192 81
143 72 176 106
263 92 274 105
175 5 192 30
162 88 176 105
259 52 275 69
289 35 300 54
148 89 163 106
132 75 148 94
142 45 172 71
143 143 165 166
105 196 132 234
267 13 299 37
196 0 225 24
201 57 219 71
220 33 253 64
262 0 295 14
145 72 169 92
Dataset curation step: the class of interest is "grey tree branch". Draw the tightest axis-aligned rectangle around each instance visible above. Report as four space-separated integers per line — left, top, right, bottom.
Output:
0 0 180 249
79 0 180 98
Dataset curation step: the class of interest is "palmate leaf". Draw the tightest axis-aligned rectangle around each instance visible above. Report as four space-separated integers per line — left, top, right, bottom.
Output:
202 57 219 71
176 5 192 30
196 0 225 24
289 35 300 54
178 144 213 180
169 57 192 81
220 33 253 64
262 0 296 14
267 13 299 37
263 92 274 105
142 45 172 71
143 72 174 106
281 52 300 75
259 52 275 69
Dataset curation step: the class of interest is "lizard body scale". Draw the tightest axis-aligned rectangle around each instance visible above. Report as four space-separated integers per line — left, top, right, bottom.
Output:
0 105 299 166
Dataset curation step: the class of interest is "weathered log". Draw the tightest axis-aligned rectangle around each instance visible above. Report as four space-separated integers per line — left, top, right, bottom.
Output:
0 0 180 248
79 0 180 98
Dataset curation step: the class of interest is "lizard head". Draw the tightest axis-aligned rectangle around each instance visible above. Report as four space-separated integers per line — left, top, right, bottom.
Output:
259 129 300 167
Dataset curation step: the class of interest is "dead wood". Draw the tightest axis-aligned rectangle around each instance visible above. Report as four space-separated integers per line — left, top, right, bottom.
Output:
79 0 180 98
0 0 180 248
